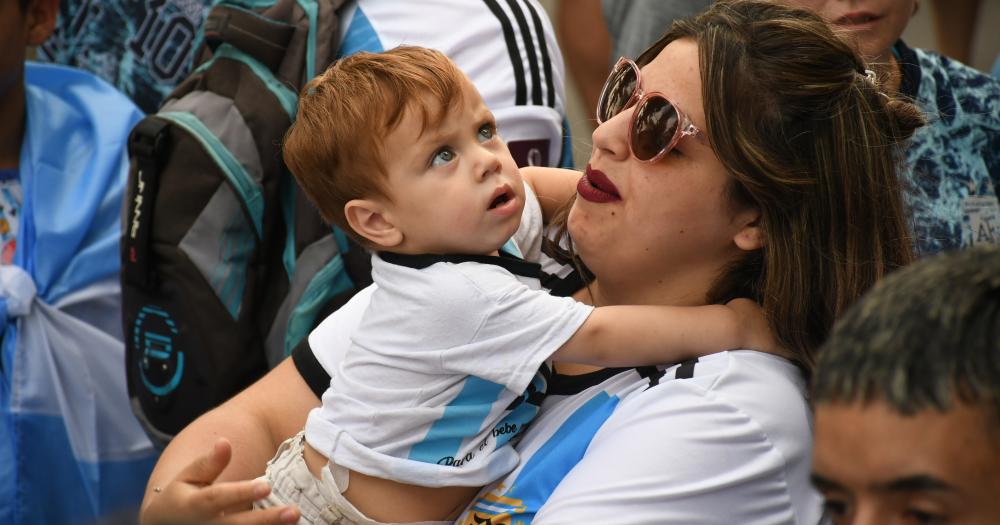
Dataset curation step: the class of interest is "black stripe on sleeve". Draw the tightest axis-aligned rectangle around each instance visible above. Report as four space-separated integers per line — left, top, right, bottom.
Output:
504 0 542 106
522 0 556 108
483 0 527 105
291 337 331 399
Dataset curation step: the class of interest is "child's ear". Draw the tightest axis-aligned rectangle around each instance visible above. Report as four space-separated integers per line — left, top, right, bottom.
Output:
25 0 59 46
344 199 403 249
733 207 764 252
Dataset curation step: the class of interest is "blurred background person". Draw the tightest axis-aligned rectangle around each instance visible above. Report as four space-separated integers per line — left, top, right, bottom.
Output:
779 0 999 255
0 0 158 523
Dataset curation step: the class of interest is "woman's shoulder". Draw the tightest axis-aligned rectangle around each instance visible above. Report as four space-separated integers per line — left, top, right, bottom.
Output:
629 350 807 398
534 352 821 524
613 351 813 463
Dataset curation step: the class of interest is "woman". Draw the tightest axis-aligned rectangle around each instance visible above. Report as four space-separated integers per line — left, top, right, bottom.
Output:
140 2 922 524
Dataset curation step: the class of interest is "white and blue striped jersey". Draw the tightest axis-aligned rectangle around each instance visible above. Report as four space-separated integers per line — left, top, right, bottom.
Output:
304 250 592 487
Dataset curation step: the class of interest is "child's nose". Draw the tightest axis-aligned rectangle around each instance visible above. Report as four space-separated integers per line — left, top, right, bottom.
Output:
476 148 502 180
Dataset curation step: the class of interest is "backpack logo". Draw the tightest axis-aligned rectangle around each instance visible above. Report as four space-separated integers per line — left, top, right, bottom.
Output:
135 305 183 397
129 170 146 243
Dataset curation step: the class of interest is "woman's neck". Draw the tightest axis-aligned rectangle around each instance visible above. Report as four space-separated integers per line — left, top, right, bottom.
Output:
583 267 716 308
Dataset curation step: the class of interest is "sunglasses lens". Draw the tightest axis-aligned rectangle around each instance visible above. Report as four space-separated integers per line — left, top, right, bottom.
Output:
598 62 638 122
631 96 679 161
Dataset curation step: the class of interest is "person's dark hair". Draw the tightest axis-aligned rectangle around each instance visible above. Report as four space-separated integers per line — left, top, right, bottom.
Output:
812 245 1000 423
640 0 922 368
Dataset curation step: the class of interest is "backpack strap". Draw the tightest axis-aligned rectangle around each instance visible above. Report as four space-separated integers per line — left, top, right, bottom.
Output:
123 117 171 289
203 4 297 73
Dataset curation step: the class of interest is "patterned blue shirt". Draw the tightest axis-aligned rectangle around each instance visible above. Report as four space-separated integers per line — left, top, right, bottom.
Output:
896 41 1000 255
38 0 210 113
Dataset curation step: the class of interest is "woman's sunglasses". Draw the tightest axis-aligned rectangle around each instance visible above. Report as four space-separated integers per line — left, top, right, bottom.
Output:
596 57 704 163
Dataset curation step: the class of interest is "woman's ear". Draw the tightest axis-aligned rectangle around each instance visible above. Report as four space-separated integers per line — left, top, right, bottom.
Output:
25 0 59 46
733 207 764 252
344 199 403 249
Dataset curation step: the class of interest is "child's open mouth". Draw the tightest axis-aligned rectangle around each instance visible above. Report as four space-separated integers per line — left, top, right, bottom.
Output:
488 187 513 210
487 185 519 217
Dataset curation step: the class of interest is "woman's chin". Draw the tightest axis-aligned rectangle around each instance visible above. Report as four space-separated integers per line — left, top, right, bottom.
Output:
567 206 604 263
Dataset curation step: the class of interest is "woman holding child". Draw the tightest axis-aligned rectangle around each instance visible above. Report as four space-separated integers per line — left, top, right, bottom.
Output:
140 2 921 524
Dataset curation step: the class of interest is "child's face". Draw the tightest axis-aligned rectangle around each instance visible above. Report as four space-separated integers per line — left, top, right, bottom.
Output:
379 76 525 256
781 0 917 62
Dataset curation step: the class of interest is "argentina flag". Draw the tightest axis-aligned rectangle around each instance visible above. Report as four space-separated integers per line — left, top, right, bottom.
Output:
0 63 158 525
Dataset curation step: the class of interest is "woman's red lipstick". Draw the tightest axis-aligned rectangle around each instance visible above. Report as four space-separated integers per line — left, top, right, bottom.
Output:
577 165 621 203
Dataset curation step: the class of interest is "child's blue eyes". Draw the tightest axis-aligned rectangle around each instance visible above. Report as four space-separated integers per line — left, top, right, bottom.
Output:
431 148 456 167
478 123 496 142
429 123 496 167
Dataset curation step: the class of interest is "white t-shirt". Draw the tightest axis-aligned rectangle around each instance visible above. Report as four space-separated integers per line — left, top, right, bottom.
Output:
305 248 593 487
338 0 570 169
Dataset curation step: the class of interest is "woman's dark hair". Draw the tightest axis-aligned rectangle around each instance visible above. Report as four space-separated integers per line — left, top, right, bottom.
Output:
551 0 923 370
646 0 923 367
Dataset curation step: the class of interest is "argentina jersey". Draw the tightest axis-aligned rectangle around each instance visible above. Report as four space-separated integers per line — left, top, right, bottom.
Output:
38 0 210 113
458 368 645 524
305 249 593 488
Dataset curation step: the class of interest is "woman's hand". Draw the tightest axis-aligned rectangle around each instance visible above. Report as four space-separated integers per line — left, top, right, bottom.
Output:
141 438 300 525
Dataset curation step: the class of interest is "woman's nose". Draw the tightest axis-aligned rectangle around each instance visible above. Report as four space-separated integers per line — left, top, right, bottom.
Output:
591 107 631 161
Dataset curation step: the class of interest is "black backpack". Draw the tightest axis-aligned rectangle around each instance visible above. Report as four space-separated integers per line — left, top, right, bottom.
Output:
121 0 369 447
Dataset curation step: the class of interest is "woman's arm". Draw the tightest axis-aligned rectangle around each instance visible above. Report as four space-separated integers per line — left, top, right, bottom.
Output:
140 358 319 525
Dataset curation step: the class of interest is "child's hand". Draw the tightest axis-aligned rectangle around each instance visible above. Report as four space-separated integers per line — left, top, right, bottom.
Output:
724 298 788 359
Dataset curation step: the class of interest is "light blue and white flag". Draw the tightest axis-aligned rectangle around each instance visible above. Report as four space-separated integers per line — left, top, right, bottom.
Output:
0 63 158 525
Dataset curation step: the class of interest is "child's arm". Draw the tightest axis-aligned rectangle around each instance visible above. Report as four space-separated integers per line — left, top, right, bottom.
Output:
551 298 780 367
521 166 580 223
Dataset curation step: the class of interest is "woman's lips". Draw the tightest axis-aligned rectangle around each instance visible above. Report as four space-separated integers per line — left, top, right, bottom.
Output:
577 165 621 203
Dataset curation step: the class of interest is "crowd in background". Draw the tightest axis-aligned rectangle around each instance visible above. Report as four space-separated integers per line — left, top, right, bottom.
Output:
1 0 998 524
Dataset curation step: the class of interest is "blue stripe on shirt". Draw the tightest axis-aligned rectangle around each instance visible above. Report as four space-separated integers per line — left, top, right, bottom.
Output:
408 376 506 465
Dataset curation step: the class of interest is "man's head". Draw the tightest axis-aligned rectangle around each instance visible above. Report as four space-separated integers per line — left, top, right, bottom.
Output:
284 46 524 255
811 245 1000 525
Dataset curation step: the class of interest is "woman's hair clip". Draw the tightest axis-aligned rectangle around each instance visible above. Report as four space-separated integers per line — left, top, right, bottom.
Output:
861 69 878 87
857 68 890 99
